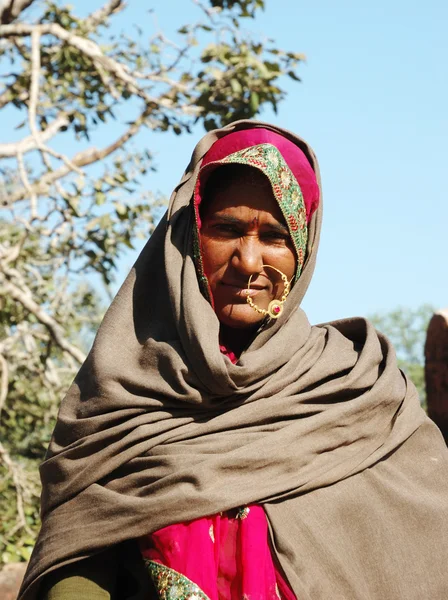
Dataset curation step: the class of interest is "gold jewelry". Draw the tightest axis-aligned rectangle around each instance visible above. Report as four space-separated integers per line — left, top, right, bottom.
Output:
236 506 250 520
246 265 291 319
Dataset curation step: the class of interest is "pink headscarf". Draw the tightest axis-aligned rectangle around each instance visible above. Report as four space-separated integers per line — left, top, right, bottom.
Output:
198 127 320 223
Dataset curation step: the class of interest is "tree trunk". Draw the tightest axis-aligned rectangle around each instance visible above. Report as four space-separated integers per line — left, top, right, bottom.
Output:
425 308 448 444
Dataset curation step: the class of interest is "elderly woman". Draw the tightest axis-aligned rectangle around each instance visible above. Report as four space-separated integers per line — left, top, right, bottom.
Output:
20 121 448 600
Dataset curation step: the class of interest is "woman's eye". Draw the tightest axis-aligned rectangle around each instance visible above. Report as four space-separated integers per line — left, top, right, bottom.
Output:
213 224 241 235
262 232 289 243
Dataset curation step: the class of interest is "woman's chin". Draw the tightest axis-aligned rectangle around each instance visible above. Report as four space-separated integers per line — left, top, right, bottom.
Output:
216 304 266 330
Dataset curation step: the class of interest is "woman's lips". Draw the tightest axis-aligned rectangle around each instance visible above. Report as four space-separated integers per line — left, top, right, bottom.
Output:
221 282 265 298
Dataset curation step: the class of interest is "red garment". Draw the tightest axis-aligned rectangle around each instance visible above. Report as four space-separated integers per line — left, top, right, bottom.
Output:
140 505 295 600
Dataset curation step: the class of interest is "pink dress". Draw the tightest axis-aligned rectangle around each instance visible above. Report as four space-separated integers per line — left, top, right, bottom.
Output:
140 505 295 600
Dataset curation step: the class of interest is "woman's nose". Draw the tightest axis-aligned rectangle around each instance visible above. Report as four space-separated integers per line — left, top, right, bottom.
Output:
231 239 264 276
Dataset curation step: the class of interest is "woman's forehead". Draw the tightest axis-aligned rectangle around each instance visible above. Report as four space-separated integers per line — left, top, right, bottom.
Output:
202 173 286 224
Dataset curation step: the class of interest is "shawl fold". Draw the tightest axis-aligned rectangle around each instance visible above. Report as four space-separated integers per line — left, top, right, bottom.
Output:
20 120 448 600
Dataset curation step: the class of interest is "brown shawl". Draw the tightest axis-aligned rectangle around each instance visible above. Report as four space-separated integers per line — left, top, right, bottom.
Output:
20 120 448 600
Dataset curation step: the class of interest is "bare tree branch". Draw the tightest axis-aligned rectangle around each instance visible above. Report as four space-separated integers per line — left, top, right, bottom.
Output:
0 273 86 363
0 22 202 114
28 26 40 139
27 28 85 180
0 113 70 157
0 0 35 25
0 442 33 536
3 107 152 205
0 239 21 264
84 0 125 31
0 23 138 86
0 352 8 417
16 150 37 217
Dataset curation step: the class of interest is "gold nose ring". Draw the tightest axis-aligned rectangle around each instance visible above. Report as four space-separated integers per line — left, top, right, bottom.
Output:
246 265 291 319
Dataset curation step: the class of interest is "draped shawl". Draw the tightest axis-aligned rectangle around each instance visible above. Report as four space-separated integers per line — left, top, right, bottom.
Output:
20 120 448 600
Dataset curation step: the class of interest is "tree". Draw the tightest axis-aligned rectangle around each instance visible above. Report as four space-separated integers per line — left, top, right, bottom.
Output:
369 304 435 405
0 0 305 564
425 309 448 444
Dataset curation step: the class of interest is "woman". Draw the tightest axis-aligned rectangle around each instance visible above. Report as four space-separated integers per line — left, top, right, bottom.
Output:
20 121 448 600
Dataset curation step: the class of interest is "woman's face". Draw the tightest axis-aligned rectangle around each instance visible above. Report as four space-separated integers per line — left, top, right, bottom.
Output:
200 170 297 329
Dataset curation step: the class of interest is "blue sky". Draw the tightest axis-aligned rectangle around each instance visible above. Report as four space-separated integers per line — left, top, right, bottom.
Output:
5 1 448 324
111 0 448 324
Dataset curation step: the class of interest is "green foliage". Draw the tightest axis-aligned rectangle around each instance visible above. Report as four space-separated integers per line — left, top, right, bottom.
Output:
210 0 265 18
0 0 305 565
369 304 434 405
195 41 304 130
0 457 40 564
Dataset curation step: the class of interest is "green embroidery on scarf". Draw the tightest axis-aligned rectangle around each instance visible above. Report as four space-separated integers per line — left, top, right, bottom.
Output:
145 559 211 600
192 201 212 303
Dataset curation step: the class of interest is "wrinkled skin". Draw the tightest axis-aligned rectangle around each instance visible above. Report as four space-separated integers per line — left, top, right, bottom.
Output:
200 169 296 344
